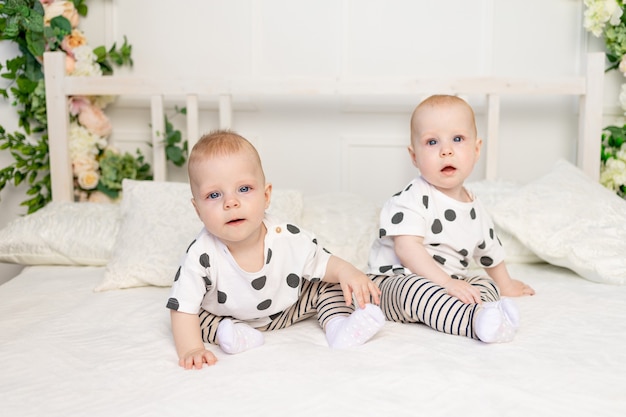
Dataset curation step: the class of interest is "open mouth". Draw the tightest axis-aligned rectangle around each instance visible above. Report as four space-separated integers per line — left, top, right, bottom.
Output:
227 218 245 225
441 165 456 173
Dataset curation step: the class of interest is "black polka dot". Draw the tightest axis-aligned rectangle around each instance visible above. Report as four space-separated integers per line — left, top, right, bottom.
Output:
451 275 461 280
217 291 227 303
266 248 272 264
251 276 267 290
444 209 456 221
406 183 413 192
166 298 179 311
310 277 321 282
391 212 404 224
478 240 486 250
392 267 406 274
460 259 469 267
422 195 429 209
379 228 387 238
186 239 196 253
312 238 318 245
174 267 181 282
286 273 300 288
199 253 210 268
379 265 393 273
431 219 443 234
257 299 272 310
489 228 495 239
286 224 300 234
458 249 468 257
480 257 494 267
202 275 212 287
392 190 402 197
470 208 476 220
433 255 446 265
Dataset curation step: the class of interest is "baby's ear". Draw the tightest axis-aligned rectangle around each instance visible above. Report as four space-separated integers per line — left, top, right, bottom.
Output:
264 183 273 209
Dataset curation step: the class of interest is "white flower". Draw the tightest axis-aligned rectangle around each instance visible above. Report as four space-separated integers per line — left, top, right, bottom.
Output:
584 0 624 37
71 45 102 77
619 83 626 114
68 122 106 161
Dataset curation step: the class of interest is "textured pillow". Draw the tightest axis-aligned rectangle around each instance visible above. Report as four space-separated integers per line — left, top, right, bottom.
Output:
301 193 380 272
490 159 626 285
0 201 120 266
96 179 304 291
466 180 543 264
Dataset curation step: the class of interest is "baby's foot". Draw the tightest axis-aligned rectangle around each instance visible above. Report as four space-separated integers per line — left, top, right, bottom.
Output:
474 298 520 343
216 319 264 354
325 304 386 349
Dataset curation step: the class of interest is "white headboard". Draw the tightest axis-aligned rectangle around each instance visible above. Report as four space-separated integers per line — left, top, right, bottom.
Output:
44 51 605 203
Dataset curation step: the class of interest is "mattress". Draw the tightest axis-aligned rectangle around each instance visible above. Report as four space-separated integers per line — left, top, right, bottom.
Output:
1 263 624 417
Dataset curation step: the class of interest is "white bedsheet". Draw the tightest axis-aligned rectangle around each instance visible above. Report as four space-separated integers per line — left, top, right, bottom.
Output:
1 264 625 417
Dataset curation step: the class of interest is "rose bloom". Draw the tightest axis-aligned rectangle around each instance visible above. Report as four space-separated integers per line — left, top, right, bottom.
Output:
61 30 87 55
88 191 115 204
78 104 113 137
69 122 100 160
77 170 100 190
72 45 102 77
72 153 99 175
44 1 79 28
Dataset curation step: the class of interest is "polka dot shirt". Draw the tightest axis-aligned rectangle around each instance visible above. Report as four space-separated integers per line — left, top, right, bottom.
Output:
367 176 505 278
166 215 331 328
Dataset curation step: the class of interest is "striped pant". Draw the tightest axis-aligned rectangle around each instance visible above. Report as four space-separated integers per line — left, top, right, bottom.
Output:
199 279 352 344
370 274 500 339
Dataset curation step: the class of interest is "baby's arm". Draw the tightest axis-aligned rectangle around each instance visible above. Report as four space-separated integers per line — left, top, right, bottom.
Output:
485 261 535 297
170 310 217 369
323 255 381 308
394 235 482 304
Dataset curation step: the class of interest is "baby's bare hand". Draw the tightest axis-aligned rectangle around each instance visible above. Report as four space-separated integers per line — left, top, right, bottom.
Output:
179 347 218 370
340 273 382 308
443 279 482 304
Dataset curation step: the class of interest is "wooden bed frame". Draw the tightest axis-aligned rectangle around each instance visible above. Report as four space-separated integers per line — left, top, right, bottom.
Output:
44 50 605 202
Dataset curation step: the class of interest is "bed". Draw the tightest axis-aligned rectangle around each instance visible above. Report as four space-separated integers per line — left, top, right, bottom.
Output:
1 51 626 417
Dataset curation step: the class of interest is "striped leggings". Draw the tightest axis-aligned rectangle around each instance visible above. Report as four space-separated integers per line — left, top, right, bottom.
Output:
370 274 500 340
199 279 352 344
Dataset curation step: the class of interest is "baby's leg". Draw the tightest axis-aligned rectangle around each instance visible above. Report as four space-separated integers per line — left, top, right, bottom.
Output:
199 310 264 354
314 282 385 349
464 274 500 303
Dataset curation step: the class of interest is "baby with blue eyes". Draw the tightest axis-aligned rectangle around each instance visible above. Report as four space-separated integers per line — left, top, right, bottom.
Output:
166 129 386 369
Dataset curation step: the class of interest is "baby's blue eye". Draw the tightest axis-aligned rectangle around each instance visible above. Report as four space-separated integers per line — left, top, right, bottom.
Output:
427 139 437 146
208 191 221 199
239 185 251 193
453 136 463 142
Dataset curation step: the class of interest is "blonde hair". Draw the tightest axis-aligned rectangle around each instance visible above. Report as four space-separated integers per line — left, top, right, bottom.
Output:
188 129 265 182
410 95 477 142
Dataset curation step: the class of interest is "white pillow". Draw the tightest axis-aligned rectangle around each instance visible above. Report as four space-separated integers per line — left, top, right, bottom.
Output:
490 159 626 285
466 180 543 264
95 179 304 291
0 201 120 266
301 193 380 272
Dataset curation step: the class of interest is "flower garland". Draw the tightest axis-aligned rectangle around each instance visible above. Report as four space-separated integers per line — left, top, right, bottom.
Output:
584 0 626 199
0 0 147 212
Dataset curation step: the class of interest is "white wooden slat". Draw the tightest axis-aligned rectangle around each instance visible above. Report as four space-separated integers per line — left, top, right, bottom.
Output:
578 52 605 181
44 52 73 202
150 95 166 182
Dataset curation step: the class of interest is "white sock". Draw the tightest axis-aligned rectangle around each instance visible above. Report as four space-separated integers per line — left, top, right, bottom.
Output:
216 319 264 354
474 298 520 343
325 304 386 349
